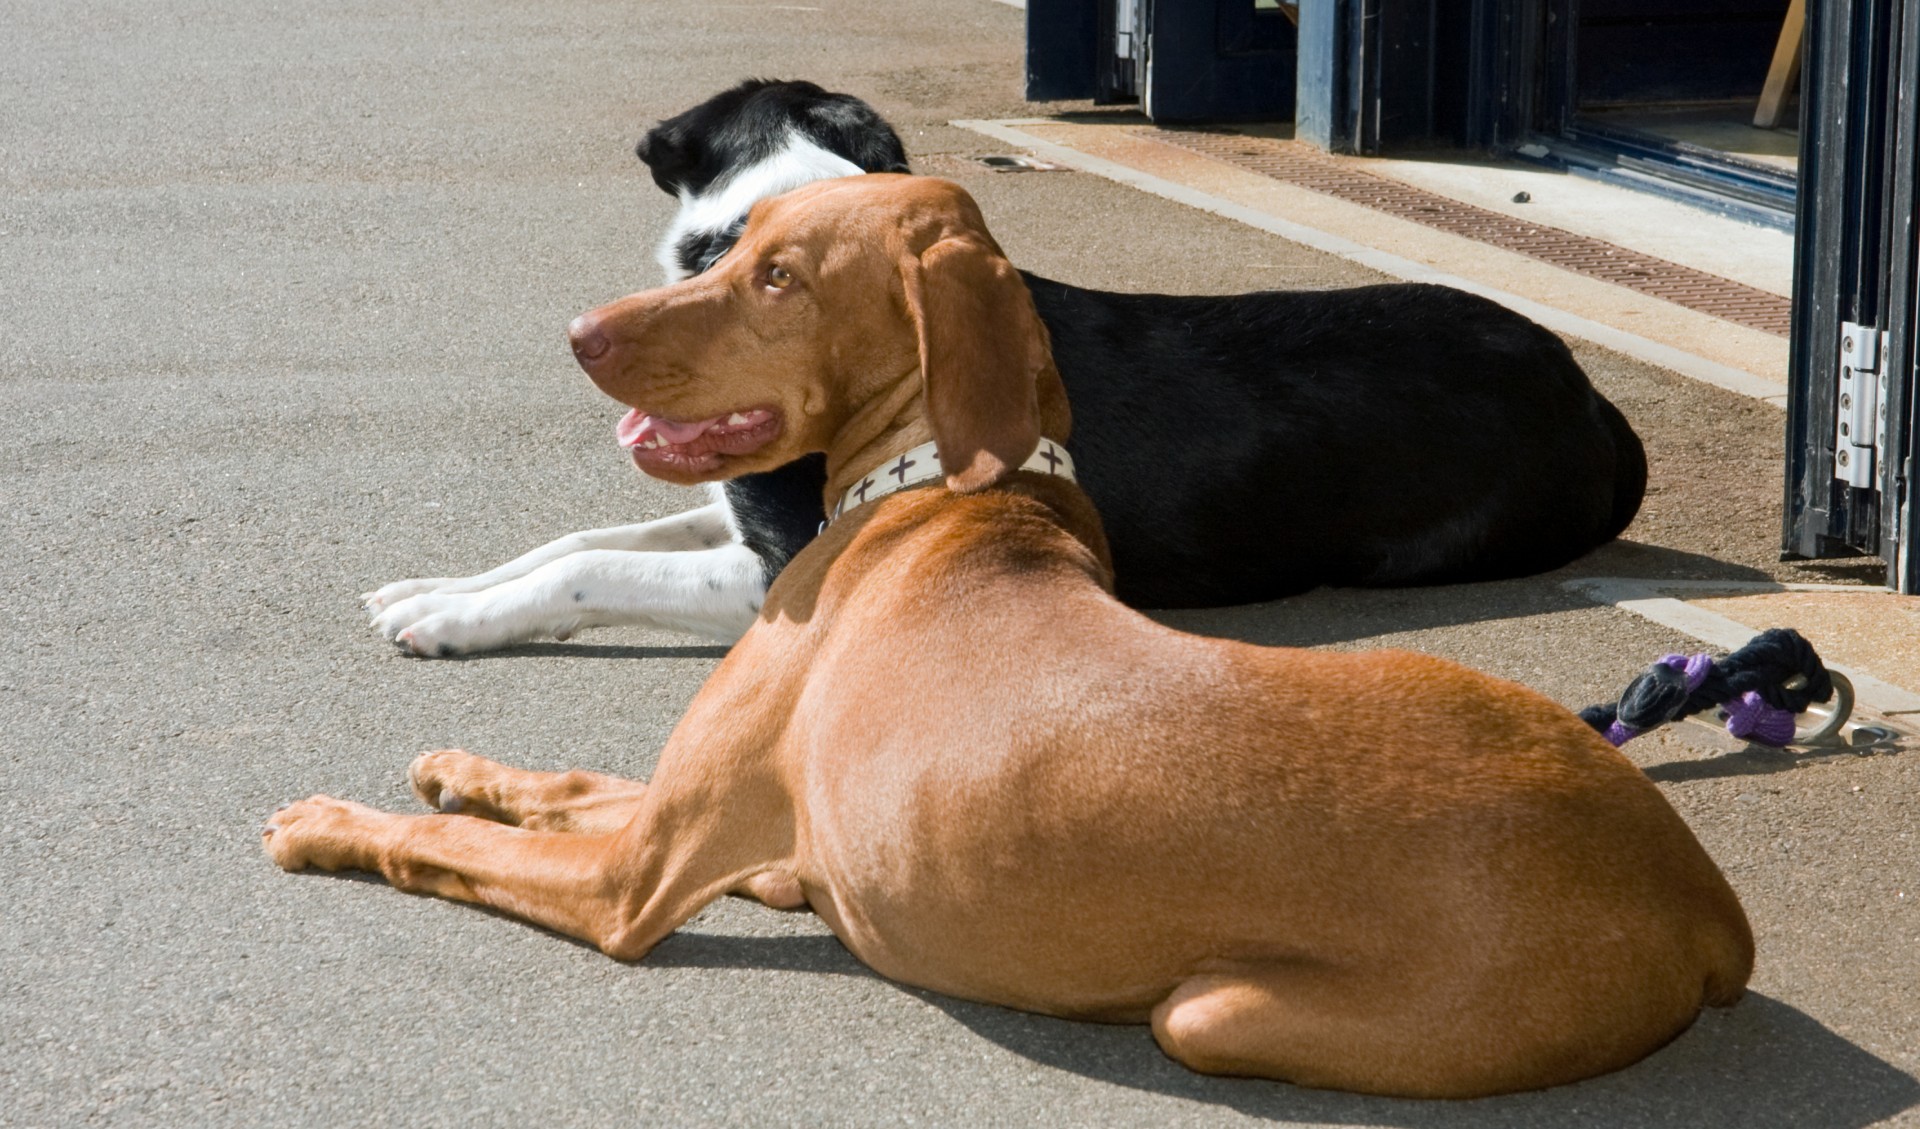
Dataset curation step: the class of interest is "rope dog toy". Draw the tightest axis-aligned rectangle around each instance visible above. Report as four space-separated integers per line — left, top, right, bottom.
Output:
1578 628 1851 748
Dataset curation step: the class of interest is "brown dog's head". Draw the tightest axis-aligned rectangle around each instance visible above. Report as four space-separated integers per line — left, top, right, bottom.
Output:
568 174 1067 495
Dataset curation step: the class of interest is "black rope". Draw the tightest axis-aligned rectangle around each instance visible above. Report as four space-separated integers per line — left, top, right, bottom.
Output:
1578 628 1834 745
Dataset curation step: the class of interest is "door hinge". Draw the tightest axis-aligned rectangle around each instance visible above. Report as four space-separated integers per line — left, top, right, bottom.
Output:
1835 321 1886 489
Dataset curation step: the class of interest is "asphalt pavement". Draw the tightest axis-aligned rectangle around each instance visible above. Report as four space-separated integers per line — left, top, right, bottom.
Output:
3 1 1916 1125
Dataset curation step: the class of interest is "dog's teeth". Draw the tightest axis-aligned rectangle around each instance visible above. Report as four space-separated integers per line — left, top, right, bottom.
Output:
727 413 749 426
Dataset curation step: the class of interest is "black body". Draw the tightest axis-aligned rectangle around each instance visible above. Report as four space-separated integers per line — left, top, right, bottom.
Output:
640 81 1647 608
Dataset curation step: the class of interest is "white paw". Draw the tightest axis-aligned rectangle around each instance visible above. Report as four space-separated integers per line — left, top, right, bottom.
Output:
362 577 454 614
371 590 566 658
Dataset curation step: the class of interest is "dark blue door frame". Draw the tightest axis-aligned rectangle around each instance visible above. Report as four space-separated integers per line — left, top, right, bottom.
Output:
1027 0 1101 100
1785 0 1917 590
1028 0 1297 120
1034 0 1513 143
1146 1 1297 121
1298 0 1539 152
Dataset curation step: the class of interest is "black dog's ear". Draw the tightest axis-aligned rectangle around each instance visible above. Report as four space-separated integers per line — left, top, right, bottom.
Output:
635 125 693 194
805 94 912 174
674 221 746 277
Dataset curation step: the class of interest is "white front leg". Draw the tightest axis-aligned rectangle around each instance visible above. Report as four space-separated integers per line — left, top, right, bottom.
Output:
362 501 736 611
371 542 769 655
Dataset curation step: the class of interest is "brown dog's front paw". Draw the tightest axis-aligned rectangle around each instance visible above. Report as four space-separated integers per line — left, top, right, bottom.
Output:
406 748 494 816
261 795 386 873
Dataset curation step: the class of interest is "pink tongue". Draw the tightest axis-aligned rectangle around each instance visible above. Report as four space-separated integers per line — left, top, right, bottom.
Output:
616 409 723 448
615 410 649 448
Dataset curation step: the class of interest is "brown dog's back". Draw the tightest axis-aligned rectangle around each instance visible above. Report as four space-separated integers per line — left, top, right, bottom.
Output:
778 483 1751 1096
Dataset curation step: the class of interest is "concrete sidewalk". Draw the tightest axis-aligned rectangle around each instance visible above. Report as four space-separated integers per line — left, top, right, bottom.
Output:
3 1 1915 1125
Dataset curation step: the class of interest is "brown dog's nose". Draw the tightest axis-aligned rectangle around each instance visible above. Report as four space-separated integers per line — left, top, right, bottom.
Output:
568 314 611 363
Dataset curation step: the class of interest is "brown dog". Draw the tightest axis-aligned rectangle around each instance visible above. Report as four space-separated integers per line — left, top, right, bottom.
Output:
266 174 1751 1098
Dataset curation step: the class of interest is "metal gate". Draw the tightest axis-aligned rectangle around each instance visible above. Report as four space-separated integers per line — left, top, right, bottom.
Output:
1027 0 1296 121
1785 0 1919 591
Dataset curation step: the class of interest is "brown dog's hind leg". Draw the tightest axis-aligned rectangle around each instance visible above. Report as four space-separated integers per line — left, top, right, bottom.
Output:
1152 971 1520 1100
407 749 648 833
1152 965 1690 1098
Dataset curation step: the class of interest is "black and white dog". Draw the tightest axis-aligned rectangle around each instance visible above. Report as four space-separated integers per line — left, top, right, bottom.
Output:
366 79 1646 655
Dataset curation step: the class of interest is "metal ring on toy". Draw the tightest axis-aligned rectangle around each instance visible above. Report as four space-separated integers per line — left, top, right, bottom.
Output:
1787 670 1854 746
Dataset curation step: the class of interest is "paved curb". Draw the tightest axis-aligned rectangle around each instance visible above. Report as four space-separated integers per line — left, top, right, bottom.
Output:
953 118 1790 408
1563 577 1920 717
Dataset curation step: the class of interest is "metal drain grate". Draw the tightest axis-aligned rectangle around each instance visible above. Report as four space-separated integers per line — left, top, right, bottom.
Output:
1140 128 1793 338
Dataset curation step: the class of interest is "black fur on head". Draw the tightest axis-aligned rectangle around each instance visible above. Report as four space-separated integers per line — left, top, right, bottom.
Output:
635 78 912 197
672 226 746 278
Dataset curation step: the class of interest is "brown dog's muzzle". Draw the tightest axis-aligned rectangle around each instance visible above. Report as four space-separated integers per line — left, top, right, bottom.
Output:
564 281 727 399
565 294 667 404
568 298 661 392
564 283 791 483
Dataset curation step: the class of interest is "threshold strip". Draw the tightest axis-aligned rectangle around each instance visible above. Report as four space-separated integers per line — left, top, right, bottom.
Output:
1141 128 1793 339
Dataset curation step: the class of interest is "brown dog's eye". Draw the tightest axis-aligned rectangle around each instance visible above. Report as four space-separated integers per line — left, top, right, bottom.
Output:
766 265 793 290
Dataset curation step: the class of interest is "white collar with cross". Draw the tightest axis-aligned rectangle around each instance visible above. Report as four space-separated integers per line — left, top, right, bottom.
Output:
822 438 1076 528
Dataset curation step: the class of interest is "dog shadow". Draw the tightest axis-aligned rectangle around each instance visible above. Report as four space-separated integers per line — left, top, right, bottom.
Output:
645 933 1918 1128
1641 737 1910 784
1575 539 1781 584
1148 542 1774 651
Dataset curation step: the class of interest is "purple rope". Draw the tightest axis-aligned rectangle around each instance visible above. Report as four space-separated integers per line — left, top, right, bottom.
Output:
1663 652 1716 689
1604 652 1801 748
1725 690 1798 746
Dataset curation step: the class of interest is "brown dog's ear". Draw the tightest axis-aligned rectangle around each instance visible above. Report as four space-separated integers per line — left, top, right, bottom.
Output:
899 235 1047 493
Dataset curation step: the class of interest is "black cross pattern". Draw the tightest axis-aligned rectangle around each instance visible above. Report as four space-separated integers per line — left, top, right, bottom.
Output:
854 477 874 503
1038 443 1063 473
889 455 917 483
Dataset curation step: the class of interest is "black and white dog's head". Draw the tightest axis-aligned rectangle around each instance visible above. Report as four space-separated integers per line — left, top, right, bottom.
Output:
637 79 912 281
